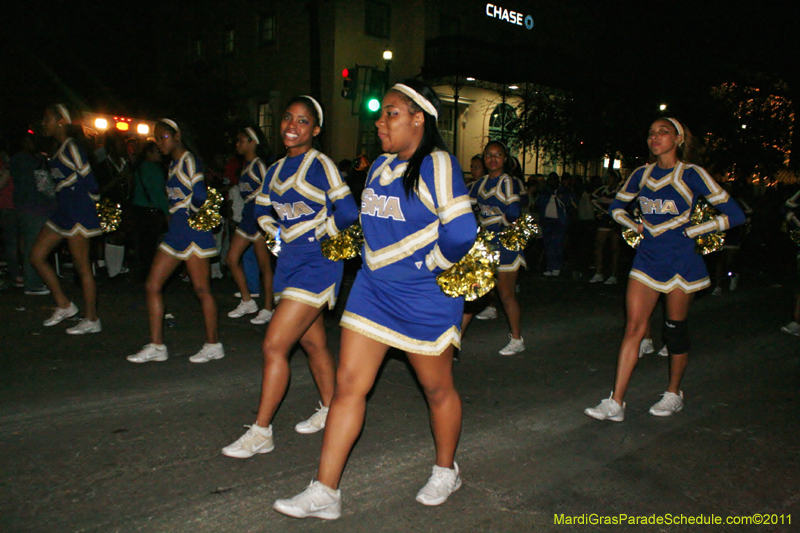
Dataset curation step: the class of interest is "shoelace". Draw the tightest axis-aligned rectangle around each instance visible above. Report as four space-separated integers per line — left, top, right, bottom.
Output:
308 406 327 425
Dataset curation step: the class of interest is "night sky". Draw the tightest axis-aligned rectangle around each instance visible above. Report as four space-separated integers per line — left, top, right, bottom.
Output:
2 1 798 143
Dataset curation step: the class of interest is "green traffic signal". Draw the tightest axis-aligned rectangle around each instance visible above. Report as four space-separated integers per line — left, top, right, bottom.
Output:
367 97 381 112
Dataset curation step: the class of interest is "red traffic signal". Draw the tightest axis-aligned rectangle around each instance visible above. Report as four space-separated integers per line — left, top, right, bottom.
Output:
341 65 358 100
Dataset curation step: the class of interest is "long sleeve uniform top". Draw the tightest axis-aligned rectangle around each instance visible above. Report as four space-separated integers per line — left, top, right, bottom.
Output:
254 149 358 248
468 173 521 233
360 150 477 281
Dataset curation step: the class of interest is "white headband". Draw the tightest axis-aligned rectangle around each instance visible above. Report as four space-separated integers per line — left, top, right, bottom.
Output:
160 118 180 133
391 83 438 120
245 127 260 144
300 96 324 127
55 104 71 124
666 117 684 145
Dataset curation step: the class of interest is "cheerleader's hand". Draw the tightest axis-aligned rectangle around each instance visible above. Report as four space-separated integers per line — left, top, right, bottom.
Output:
636 223 644 234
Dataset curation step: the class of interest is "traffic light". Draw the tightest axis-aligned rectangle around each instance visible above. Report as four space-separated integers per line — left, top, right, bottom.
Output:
363 68 386 116
341 66 358 99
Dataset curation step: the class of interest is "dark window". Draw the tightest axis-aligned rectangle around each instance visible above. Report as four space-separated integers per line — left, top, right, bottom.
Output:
489 103 519 149
191 38 203 62
440 14 460 37
258 102 275 146
365 1 390 39
258 14 276 45
221 26 235 54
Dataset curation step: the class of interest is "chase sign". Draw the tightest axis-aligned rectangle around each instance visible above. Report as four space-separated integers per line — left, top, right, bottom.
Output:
485 3 534 30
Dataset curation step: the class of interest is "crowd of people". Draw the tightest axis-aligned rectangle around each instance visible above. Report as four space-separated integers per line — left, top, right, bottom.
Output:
1 82 799 520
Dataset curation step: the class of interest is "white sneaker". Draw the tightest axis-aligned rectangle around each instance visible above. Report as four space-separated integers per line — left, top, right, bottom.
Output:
66 318 102 335
712 286 723 296
273 480 342 520
729 273 739 291
780 321 800 336
211 263 223 279
234 291 260 298
127 343 168 363
543 270 560 277
250 308 274 324
189 342 225 363
639 338 655 358
658 345 669 357
43 302 78 326
604 276 618 285
295 402 329 434
649 391 684 417
415 463 462 506
589 273 604 283
475 305 497 320
228 299 258 318
222 424 274 458
584 393 625 421
499 335 525 355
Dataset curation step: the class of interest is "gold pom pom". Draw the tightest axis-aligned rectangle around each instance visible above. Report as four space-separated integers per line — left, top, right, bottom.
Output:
96 198 122 233
498 213 539 251
321 223 363 261
621 211 643 249
264 232 280 256
690 198 725 255
188 187 223 231
790 229 800 245
437 230 499 301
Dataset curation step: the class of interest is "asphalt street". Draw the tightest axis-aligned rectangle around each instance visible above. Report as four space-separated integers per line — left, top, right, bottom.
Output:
1 265 798 533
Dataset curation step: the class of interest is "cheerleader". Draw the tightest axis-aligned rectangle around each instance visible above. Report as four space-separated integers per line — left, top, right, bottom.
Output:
30 104 102 335
585 117 745 421
221 96 358 458
225 126 275 325
589 170 623 285
468 140 526 355
273 80 477 519
126 119 223 364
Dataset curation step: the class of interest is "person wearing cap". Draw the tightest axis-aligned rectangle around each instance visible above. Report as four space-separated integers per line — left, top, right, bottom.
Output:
274 80 477 520
30 104 103 335
125 118 223 364
220 96 358 459
585 117 746 422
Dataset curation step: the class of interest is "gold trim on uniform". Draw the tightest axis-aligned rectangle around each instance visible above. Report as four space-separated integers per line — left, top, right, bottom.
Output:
46 220 103 238
629 269 710 294
439 196 473 225
364 220 439 271
234 226 261 242
280 283 338 309
341 311 461 356
498 254 527 272
159 241 217 259
425 244 453 271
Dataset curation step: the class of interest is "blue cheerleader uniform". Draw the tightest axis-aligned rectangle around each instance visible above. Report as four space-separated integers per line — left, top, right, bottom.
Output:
610 162 746 293
235 157 269 241
159 152 217 259
591 185 620 230
254 149 358 308
45 138 102 238
340 150 477 356
469 173 525 272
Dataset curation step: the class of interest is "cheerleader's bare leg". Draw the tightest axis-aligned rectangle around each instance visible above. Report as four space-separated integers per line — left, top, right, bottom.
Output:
497 270 522 339
298 313 335 407
30 226 69 308
252 238 274 311
663 289 693 394
66 234 97 320
317 329 389 489
612 278 660 405
407 346 461 469
254 299 328 428
145 249 182 345
225 233 253 301
185 254 217 344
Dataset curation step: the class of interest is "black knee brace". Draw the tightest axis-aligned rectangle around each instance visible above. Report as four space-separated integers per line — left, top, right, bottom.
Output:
663 319 690 354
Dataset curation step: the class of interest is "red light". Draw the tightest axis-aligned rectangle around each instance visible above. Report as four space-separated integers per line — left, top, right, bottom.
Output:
342 68 350 78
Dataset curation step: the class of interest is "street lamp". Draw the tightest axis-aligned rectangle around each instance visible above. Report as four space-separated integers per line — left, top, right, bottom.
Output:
382 49 392 91
659 103 667 112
